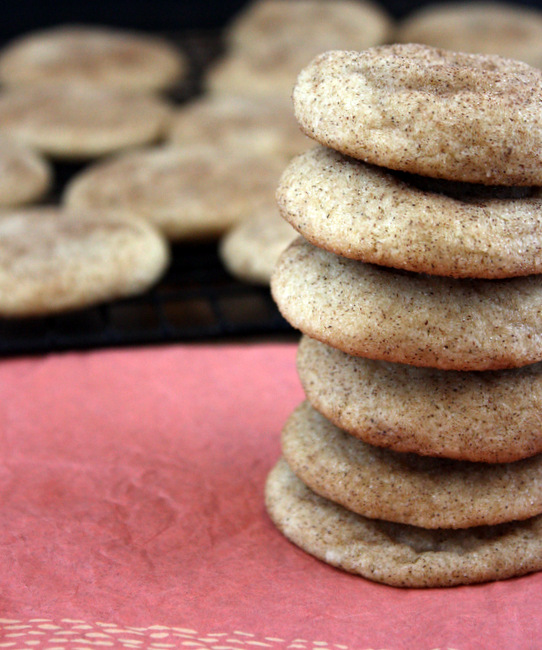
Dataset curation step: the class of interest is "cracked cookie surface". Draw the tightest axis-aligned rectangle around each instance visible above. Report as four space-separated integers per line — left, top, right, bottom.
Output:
293 45 542 185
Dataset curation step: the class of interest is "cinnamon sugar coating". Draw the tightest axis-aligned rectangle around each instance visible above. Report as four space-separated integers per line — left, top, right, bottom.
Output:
297 336 542 463
282 401 542 529
293 45 542 184
278 146 542 278
271 238 542 371
266 458 542 588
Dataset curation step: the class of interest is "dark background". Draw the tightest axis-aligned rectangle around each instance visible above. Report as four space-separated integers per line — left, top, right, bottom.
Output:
3 0 542 42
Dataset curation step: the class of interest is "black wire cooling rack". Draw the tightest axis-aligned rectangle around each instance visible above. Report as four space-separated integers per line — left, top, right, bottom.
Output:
0 240 294 357
0 30 296 357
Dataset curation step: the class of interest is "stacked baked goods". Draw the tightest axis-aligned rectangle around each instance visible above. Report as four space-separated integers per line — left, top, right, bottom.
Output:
267 44 542 587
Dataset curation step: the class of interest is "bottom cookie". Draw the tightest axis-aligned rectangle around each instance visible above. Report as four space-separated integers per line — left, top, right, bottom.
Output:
265 458 542 588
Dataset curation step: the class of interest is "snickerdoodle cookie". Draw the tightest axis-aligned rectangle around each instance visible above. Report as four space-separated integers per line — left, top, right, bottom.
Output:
64 145 284 240
205 54 300 98
271 238 542 371
277 146 542 278
396 2 542 69
297 336 542 463
227 0 392 63
0 208 169 317
208 0 391 98
265 458 542 587
0 25 186 92
0 85 171 159
293 45 542 185
168 94 309 161
0 136 51 207
282 401 542 529
219 202 297 285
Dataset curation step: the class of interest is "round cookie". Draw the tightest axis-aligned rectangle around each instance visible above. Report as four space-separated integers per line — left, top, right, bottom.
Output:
282 401 542 529
297 336 542 463
219 203 298 285
168 94 309 161
206 54 300 99
0 25 186 93
265 458 542 588
396 2 542 69
209 0 392 99
293 45 542 185
226 0 392 70
0 208 169 317
278 146 542 279
0 85 171 160
0 136 52 207
63 145 284 241
271 237 542 371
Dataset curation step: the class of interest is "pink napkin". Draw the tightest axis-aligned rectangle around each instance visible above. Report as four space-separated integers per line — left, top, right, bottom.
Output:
0 342 540 649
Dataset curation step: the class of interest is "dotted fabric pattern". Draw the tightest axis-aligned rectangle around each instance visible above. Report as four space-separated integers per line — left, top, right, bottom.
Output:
0 619 350 650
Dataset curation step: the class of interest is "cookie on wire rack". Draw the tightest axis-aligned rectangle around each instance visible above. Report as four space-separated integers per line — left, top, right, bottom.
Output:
0 84 172 160
0 25 186 93
64 145 285 241
0 207 169 317
220 202 298 286
396 2 542 69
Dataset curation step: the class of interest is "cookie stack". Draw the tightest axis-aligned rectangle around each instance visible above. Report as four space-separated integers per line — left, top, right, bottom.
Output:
267 44 542 587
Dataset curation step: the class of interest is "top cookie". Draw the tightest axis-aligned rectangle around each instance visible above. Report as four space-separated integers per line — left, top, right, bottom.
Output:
293 45 542 185
0 25 186 93
396 2 542 69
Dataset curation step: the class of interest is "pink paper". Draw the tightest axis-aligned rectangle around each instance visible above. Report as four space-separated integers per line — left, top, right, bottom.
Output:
0 342 540 649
